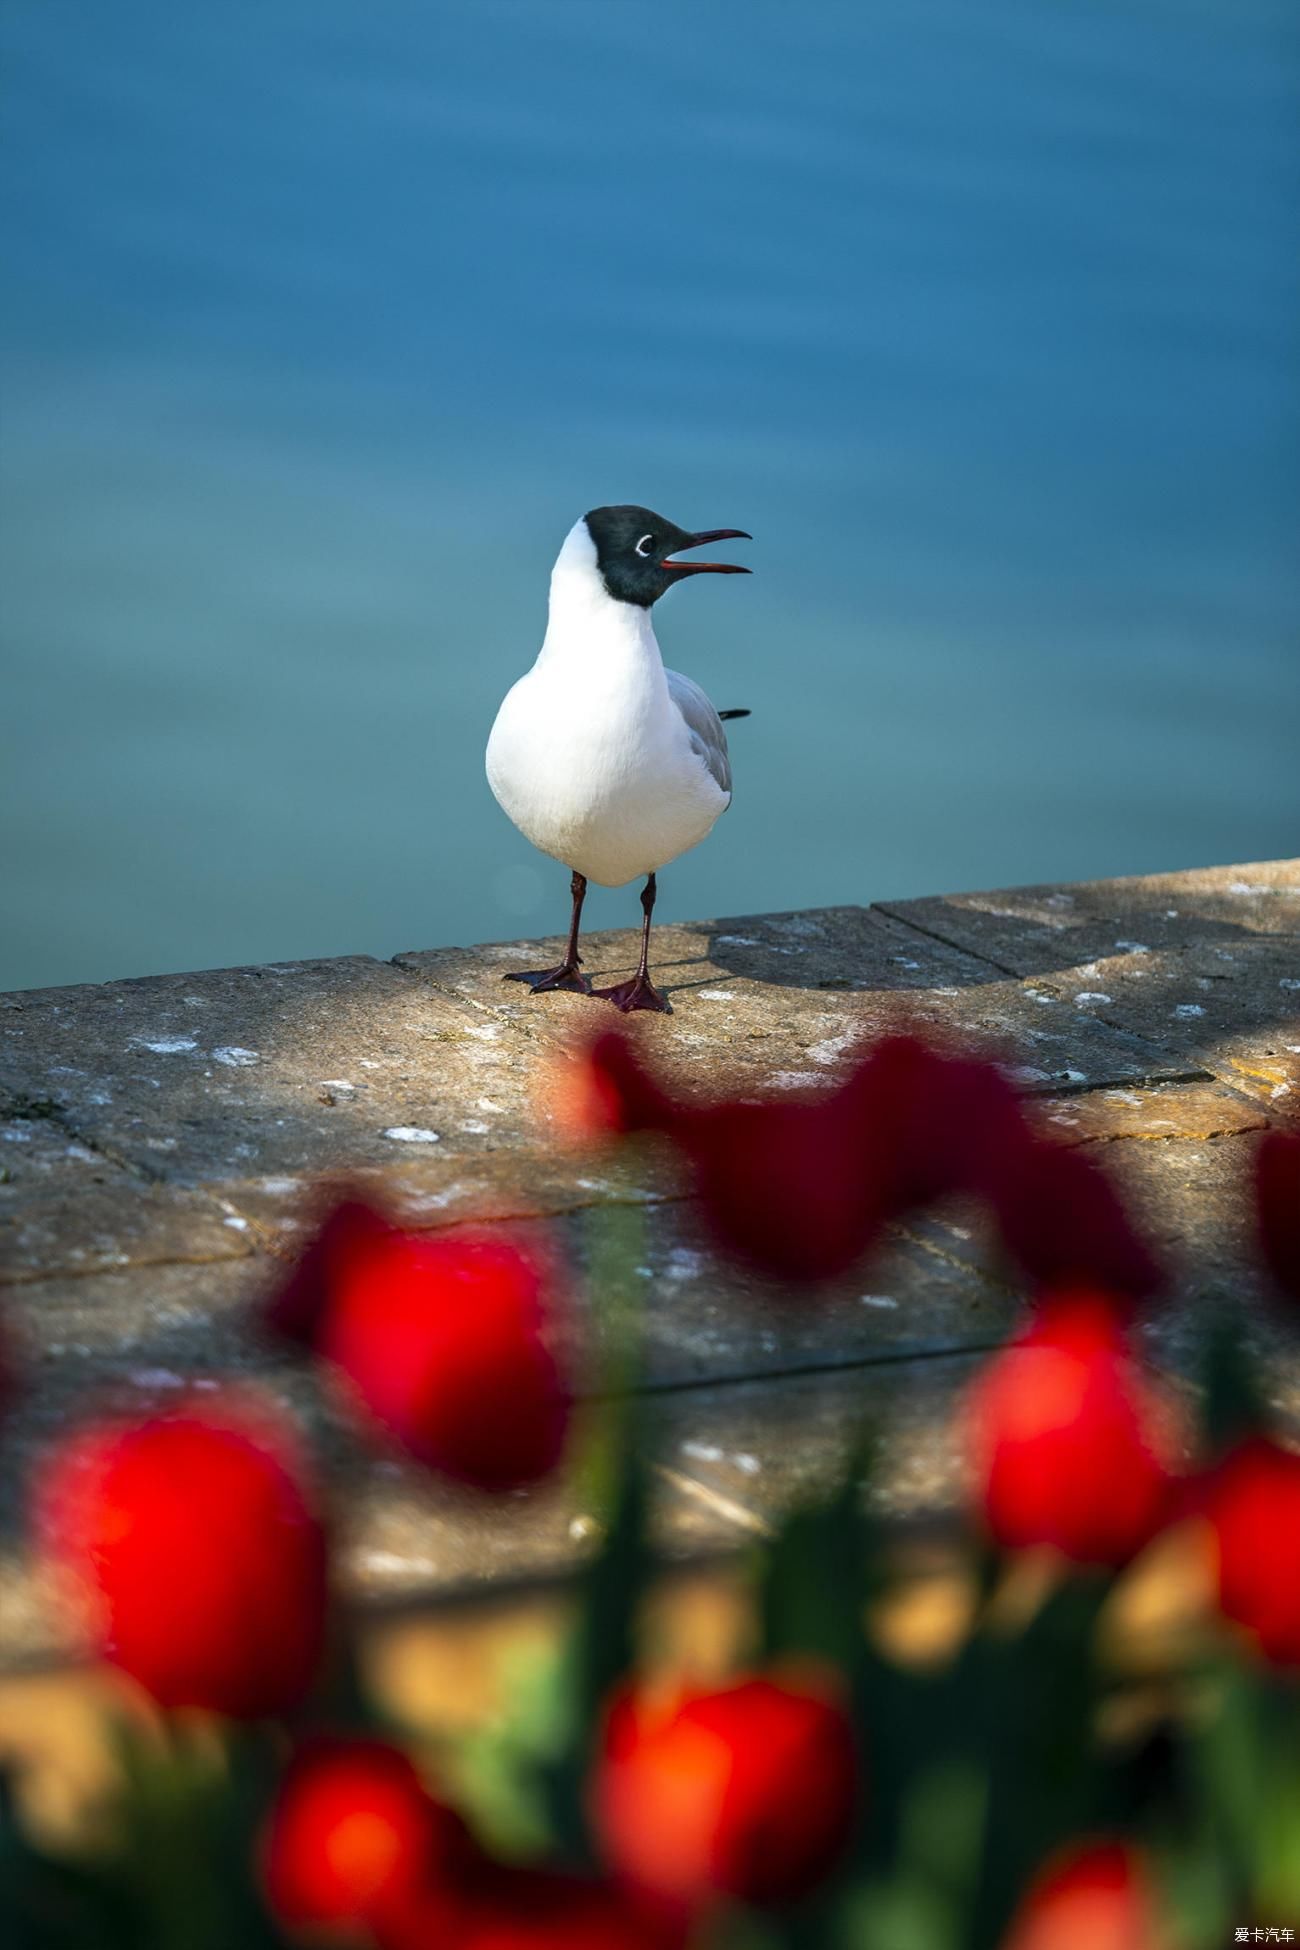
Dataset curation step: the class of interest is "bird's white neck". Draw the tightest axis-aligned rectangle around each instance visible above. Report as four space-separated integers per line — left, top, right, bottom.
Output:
536 519 663 681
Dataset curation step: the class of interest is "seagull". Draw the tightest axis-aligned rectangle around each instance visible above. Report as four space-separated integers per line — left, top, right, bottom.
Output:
486 504 751 1013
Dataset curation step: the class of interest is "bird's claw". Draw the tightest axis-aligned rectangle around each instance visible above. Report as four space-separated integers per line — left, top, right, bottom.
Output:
502 965 591 996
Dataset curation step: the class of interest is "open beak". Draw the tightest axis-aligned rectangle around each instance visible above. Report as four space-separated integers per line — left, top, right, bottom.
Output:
661 528 752 576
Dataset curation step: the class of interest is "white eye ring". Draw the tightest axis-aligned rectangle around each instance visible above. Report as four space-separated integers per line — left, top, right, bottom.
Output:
635 534 655 558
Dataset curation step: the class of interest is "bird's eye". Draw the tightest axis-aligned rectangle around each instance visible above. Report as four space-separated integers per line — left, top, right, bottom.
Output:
635 534 655 558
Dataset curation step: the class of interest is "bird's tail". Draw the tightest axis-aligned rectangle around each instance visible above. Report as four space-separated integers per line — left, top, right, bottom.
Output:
718 708 751 721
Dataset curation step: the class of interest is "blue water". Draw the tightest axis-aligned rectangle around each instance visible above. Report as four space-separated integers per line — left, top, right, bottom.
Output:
2 1 1297 992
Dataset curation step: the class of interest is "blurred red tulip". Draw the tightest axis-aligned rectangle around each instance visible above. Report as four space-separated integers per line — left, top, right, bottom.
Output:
263 1735 476 1932
548 1032 668 1146
968 1290 1175 1566
593 1674 857 1909
38 1407 326 1717
861 1037 1029 1216
1001 1841 1166 1950
670 1038 1031 1281
1257 1129 1300 1304
671 1085 890 1283
383 1866 684 1950
265 1195 397 1346
990 1141 1162 1305
1201 1435 1300 1665
568 1031 1159 1299
572 1031 894 1282
322 1228 571 1491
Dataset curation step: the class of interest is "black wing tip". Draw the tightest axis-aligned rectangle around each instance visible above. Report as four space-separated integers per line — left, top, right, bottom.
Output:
718 708 751 721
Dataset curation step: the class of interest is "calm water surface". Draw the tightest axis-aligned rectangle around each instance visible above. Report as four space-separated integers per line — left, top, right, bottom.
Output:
2 2 1296 990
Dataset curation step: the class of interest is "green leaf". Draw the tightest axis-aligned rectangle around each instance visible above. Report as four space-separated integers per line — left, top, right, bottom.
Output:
522 1199 657 1863
1190 1654 1265 1901
757 1423 876 1677
539 1395 654 1861
1198 1306 1270 1457
836 1875 960 1950
101 1715 291 1950
898 1762 987 1909
965 1571 1115 1950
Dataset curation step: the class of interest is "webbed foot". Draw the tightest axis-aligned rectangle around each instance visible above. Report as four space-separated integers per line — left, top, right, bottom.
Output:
502 967 596 998
592 973 671 1014
503 963 591 996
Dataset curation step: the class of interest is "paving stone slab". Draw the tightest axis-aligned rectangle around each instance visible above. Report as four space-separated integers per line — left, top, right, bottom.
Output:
402 910 1202 1100
1035 1079 1270 1148
1012 940 1300 1124
213 1146 677 1253
1103 1130 1281 1322
572 1198 1020 1390
0 1349 984 1666
1 1259 273 1386
0 921 1207 1265
878 858 1300 977
2 865 1294 1671
644 1351 984 1538
0 1189 1015 1444
0 956 588 1213
0 1112 250 1285
398 904 1001 1032
903 1132 1289 1369
1106 1132 1300 1438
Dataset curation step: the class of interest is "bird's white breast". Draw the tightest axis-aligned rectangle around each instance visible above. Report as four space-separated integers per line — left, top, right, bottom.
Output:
486 521 729 887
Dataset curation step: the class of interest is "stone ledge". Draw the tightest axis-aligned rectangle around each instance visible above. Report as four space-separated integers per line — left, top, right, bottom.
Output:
1 859 1297 1666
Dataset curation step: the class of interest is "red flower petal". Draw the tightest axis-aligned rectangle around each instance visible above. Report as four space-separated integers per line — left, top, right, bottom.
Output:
968 1290 1175 1566
323 1230 571 1491
38 1407 327 1717
265 1196 397 1346
860 1038 1029 1216
593 1674 857 1908
398 1867 684 1950
263 1735 477 1929
1200 1435 1300 1666
678 1085 890 1283
1002 1840 1166 1950
991 1142 1162 1306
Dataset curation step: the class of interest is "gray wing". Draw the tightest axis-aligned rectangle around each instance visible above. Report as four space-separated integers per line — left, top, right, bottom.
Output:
665 668 733 798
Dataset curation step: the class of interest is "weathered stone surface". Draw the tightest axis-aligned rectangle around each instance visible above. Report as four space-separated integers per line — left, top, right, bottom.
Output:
1035 1079 1269 1148
0 1113 250 1284
1 1260 272 1382
0 1345 983 1664
902 1131 1296 1389
1103 1131 1276 1315
0 956 585 1209
213 1155 673 1253
402 908 1201 1099
1001 940 1299 1124
0 1196 1014 1437
398 905 999 1028
1 864 1295 1670
863 918 1298 1140
651 1351 983 1536
1104 1134 1300 1418
878 858 1300 975
574 1199 1020 1389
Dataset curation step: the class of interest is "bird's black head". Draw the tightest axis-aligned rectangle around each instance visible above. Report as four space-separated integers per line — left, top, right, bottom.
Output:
583 505 751 608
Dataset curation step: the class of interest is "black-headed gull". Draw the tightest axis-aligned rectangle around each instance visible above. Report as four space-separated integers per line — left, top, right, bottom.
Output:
486 505 751 1013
